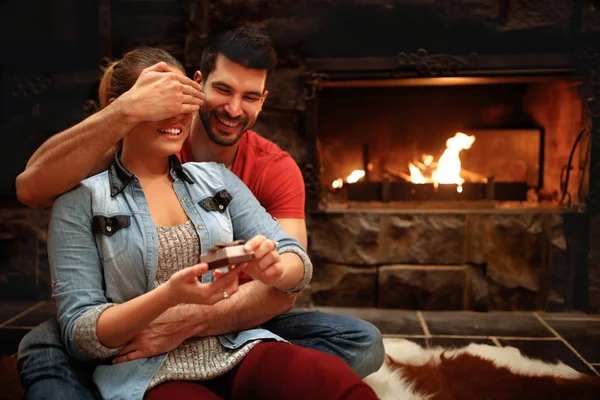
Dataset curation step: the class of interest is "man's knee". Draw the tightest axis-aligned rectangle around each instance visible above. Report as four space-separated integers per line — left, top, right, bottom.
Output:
18 319 63 363
266 310 385 378
302 312 385 378
17 318 96 399
18 320 64 386
348 319 385 378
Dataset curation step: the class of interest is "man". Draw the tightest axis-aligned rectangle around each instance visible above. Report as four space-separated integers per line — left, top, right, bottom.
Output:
16 27 385 399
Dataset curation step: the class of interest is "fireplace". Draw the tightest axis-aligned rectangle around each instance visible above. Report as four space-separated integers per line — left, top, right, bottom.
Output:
319 78 582 207
300 53 591 312
306 55 586 210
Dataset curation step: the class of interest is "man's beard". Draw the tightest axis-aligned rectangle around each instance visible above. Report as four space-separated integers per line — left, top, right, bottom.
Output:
199 109 251 147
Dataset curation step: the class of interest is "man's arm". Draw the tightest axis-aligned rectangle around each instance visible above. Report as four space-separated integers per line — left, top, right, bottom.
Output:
277 218 308 249
16 104 131 209
16 62 203 209
113 279 296 363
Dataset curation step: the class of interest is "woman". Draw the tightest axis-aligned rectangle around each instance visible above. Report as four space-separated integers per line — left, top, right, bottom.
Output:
49 47 379 400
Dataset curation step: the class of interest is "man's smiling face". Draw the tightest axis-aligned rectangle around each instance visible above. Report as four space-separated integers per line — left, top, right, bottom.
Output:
197 53 268 147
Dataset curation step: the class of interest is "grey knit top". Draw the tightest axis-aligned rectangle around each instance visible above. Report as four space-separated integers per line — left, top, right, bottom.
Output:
147 221 260 389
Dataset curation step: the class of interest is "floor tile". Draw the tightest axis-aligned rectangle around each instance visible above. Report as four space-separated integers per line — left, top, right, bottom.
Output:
0 301 38 325
423 312 553 337
545 319 600 364
426 337 496 348
315 307 424 335
0 328 30 356
7 300 55 327
499 339 596 376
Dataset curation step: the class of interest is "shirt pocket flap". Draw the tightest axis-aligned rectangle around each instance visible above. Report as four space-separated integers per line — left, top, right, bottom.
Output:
198 189 232 214
93 215 131 237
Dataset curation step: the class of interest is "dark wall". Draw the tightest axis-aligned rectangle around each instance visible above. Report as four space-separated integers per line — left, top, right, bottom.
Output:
0 0 189 201
0 1 100 200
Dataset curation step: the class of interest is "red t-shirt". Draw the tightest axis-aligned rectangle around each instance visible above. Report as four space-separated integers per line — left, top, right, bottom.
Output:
180 130 305 219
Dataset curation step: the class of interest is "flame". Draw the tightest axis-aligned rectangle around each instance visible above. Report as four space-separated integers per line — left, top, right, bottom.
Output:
422 154 434 167
408 132 475 192
331 170 366 190
409 163 427 184
346 170 366 184
432 132 475 185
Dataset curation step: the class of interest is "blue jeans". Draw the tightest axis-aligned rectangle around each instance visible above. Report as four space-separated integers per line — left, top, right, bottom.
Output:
18 310 384 400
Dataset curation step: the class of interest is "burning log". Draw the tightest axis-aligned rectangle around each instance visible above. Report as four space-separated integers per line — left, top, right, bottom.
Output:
331 132 527 203
345 180 527 202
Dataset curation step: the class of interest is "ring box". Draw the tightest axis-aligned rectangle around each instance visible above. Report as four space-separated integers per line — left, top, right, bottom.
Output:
200 240 254 270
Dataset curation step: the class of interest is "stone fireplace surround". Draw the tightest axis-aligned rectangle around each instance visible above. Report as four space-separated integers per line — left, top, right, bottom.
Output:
298 52 589 312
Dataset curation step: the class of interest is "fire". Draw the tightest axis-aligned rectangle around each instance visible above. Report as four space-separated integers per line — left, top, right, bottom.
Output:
331 170 366 189
408 132 475 191
346 170 366 183
408 163 427 184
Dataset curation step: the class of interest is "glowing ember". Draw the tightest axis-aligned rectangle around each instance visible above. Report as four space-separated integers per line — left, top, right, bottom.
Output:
346 170 366 184
332 178 344 189
408 132 475 193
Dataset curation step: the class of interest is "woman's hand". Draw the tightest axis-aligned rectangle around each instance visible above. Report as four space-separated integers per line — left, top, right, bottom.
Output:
238 235 286 287
165 263 247 306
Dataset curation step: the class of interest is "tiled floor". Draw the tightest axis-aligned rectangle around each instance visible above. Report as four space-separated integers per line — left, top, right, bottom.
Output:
317 307 600 376
1 301 599 395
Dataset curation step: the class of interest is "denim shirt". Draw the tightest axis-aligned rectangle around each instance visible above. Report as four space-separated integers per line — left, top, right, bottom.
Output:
48 155 312 400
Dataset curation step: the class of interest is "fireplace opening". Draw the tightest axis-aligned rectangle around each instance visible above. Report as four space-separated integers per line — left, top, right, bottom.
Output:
317 77 585 209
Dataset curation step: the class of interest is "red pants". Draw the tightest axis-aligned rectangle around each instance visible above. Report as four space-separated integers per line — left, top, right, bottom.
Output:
145 342 378 400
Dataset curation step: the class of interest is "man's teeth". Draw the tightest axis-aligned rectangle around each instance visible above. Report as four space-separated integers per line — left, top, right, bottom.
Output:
158 128 181 135
216 114 241 127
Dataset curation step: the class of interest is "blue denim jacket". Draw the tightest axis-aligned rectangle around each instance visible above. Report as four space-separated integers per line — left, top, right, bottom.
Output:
48 155 311 400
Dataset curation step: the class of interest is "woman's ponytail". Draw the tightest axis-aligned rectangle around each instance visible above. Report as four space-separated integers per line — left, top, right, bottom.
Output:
98 62 117 109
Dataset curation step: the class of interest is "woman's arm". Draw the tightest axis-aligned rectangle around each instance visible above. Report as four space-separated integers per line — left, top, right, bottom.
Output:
96 263 246 348
95 281 175 348
49 185 115 361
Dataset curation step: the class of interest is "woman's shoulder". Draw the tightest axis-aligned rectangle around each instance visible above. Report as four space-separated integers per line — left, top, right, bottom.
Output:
182 162 237 186
183 161 228 173
53 171 110 210
81 169 110 185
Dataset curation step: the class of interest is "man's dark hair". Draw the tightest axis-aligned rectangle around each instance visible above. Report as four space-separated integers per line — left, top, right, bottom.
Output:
200 26 277 84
